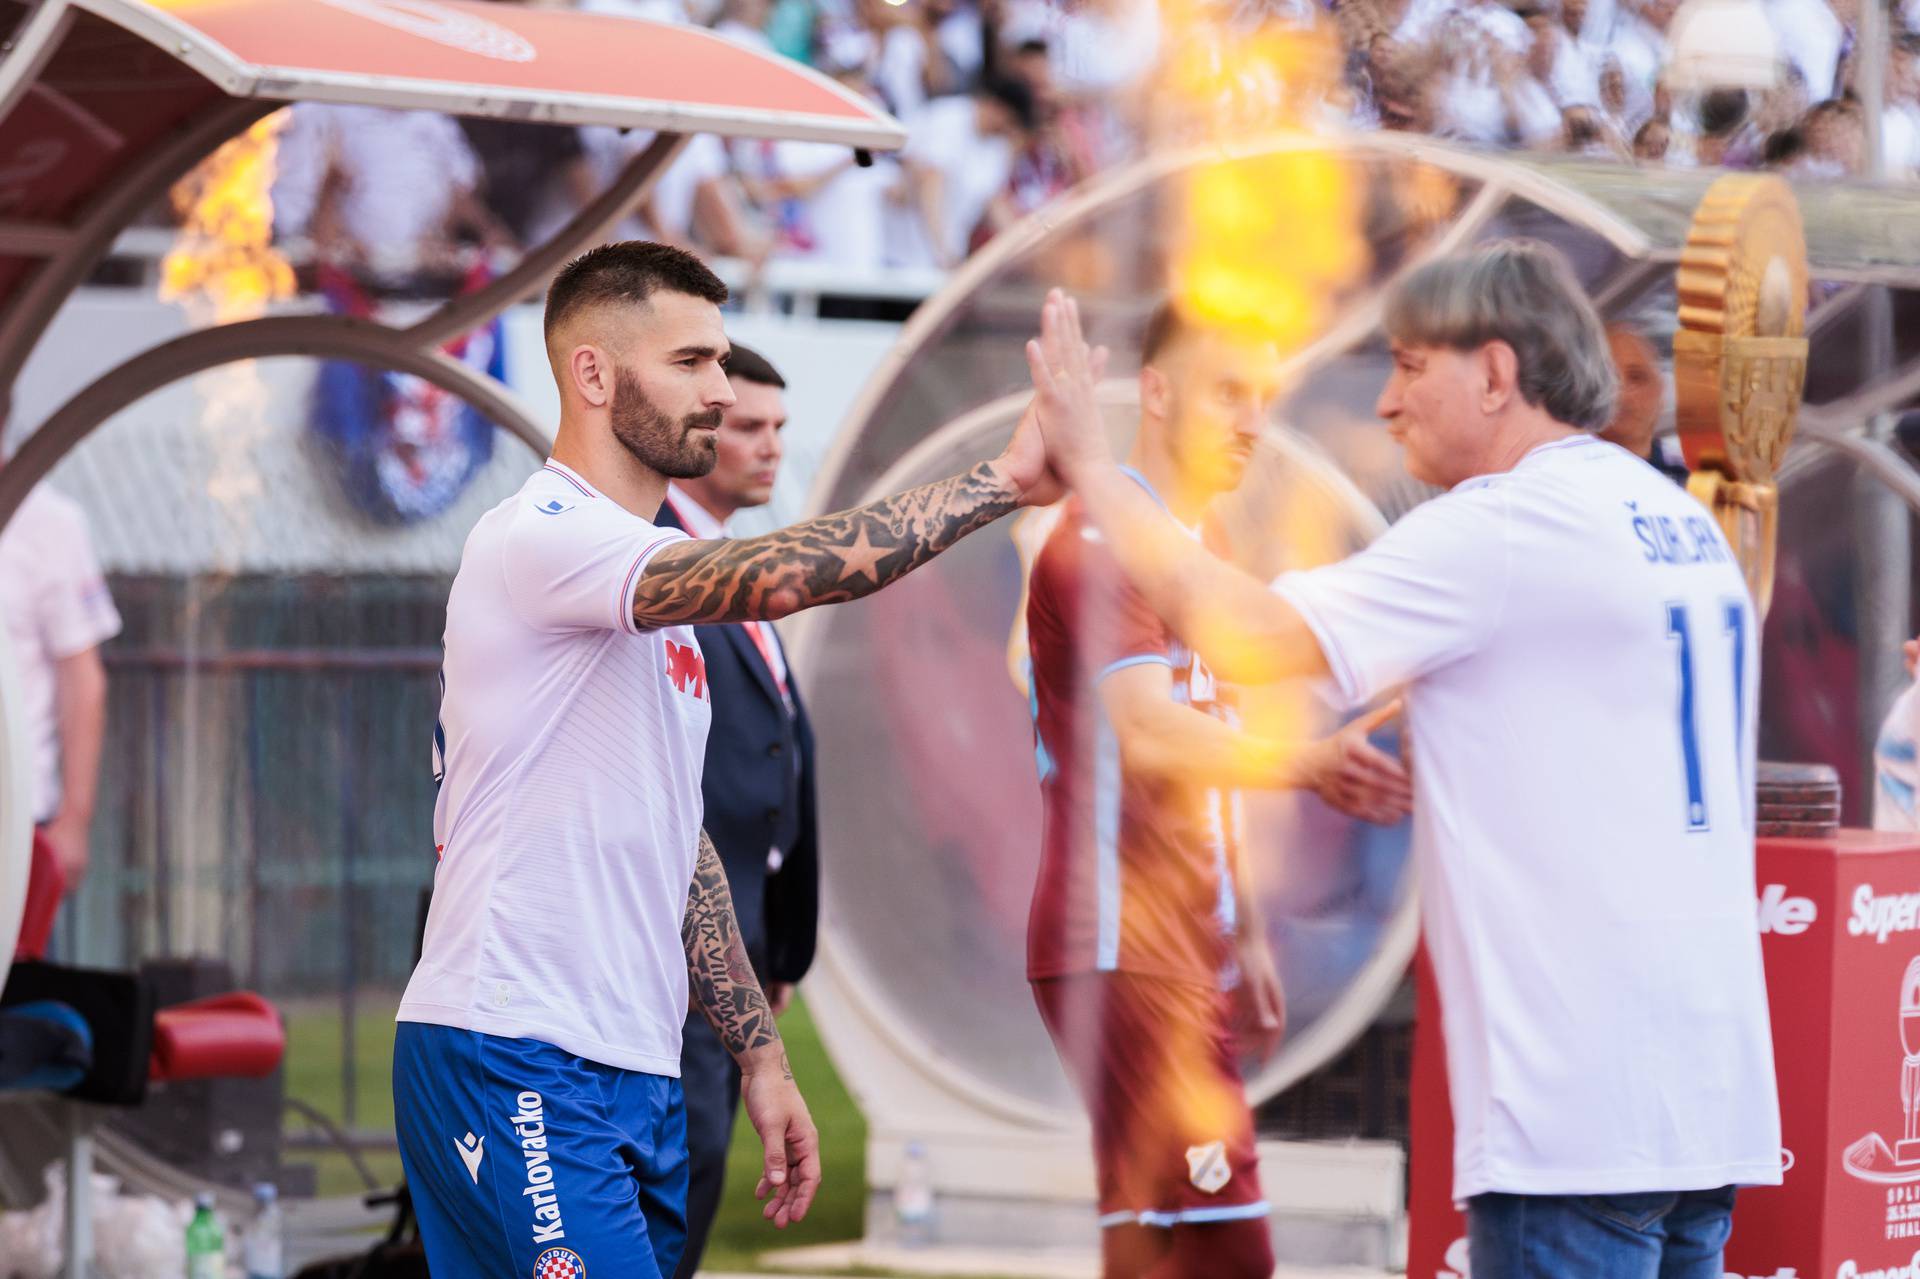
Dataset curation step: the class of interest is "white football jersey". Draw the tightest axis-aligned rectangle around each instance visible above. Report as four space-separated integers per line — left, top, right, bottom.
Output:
1276 434 1781 1200
398 460 712 1076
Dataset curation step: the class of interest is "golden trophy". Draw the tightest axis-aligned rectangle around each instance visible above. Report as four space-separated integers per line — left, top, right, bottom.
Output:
1672 173 1810 617
1675 176 1842 834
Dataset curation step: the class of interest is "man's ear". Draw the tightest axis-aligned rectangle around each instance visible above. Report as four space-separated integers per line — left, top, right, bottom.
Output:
1480 340 1520 414
1141 364 1170 421
569 344 614 410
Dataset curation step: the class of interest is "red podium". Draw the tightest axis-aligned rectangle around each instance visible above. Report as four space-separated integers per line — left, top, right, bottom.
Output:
1408 831 1920 1279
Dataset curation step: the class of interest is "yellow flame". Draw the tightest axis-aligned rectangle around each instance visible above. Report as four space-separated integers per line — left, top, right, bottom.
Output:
1158 6 1368 350
158 111 296 521
161 112 296 325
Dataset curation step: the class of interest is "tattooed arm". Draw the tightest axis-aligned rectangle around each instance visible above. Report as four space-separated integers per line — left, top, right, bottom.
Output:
634 401 1063 628
684 829 820 1227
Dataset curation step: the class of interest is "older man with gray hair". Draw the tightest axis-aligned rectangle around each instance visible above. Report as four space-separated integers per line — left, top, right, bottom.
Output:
1024 240 1783 1277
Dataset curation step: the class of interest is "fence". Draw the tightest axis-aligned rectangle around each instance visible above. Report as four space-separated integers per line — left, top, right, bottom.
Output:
72 574 446 1145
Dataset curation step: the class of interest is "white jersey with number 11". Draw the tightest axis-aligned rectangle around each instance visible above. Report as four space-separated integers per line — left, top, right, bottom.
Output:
1275 434 1780 1202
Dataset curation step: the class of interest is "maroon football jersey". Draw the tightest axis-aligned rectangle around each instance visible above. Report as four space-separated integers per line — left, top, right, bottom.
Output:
1025 496 1243 989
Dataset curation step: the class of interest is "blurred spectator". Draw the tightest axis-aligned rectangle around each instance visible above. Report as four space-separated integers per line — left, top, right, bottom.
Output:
739 67 898 271
0 480 120 957
1763 125 1809 169
765 0 817 61
1800 95 1866 175
1882 41 1920 177
460 119 595 249
1873 635 1920 832
577 0 702 23
715 0 775 46
274 104 508 282
890 76 1036 268
998 38 1095 218
1633 115 1672 161
1692 87 1754 167
1598 323 1689 483
254 0 1920 287
868 0 955 118
1368 39 1440 133
1564 104 1630 156
581 129 773 265
1770 0 1845 103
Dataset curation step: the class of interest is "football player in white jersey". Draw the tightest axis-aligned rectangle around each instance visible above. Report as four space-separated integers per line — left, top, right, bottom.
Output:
393 242 1065 1279
1022 243 1782 1278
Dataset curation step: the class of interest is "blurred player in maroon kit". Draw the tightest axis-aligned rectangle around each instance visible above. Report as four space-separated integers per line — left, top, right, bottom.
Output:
1025 303 1411 1278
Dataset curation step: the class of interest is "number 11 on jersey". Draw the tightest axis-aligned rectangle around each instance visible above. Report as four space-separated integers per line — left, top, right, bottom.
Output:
1665 598 1751 833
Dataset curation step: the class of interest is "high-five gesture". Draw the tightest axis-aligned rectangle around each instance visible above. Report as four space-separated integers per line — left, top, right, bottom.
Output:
1025 289 1113 482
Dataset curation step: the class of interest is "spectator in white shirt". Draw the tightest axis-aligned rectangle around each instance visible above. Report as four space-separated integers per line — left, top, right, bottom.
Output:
1881 45 1920 178
1538 3 1603 106
890 77 1035 268
867 0 960 119
1606 0 1677 118
1768 0 1845 103
273 105 506 281
1873 635 1920 832
0 482 121 954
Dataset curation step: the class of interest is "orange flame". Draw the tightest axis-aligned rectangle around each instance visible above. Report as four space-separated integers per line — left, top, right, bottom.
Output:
159 111 296 519
162 112 295 324
1157 4 1368 349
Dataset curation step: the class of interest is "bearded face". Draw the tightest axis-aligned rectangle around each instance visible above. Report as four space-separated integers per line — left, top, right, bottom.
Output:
609 363 722 480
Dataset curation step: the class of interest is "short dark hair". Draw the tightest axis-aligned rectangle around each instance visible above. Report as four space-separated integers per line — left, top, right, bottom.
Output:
725 342 785 389
1699 87 1749 138
1140 300 1192 365
978 74 1038 131
544 241 728 342
1763 127 1806 166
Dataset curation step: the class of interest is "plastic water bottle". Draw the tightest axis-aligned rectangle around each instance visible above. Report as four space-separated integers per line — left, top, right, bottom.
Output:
242 1183 284 1279
185 1192 227 1279
895 1139 936 1248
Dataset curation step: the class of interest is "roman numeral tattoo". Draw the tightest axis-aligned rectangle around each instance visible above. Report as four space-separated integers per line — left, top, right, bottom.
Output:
683 828 783 1065
635 462 1019 628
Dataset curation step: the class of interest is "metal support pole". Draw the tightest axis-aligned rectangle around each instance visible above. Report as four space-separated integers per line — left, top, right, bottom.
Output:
1851 283 1913 817
63 1103 93 1279
1862 0 1889 181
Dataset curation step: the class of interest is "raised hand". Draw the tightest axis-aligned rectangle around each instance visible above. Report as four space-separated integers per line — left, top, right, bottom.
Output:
993 397 1068 509
1024 289 1113 483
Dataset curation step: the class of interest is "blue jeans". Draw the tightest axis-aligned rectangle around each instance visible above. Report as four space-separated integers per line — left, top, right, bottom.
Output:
1466 1187 1737 1279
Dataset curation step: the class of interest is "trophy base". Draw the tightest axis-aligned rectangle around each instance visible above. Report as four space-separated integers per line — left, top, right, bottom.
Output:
1894 1139 1920 1167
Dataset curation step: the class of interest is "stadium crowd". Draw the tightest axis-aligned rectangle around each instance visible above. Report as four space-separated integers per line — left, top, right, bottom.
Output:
265 0 1920 286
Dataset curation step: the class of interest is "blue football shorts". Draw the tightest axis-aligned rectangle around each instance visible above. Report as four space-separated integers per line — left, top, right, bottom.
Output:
393 1021 689 1279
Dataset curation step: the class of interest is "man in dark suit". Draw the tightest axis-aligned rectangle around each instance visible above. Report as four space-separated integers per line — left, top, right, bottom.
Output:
657 343 819 1278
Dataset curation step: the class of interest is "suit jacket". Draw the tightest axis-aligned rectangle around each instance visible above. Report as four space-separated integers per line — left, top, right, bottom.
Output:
657 500 819 984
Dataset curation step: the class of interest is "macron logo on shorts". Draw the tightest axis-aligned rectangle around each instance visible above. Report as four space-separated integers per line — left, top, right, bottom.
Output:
512 1090 568 1245
455 1131 485 1184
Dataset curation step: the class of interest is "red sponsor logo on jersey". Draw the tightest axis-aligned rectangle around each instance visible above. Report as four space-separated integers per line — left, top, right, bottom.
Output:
665 640 708 700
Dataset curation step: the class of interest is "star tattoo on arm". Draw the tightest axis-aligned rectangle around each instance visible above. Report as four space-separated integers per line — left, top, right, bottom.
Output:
633 462 1020 628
